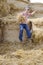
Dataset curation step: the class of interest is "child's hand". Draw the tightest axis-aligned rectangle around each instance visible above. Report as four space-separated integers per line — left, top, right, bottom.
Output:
34 10 37 13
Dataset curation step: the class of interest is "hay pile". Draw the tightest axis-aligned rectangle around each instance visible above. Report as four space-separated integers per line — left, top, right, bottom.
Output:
27 18 43 43
0 0 10 17
0 48 43 65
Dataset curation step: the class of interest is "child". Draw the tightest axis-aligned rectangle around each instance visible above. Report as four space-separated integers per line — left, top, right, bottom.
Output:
18 7 36 42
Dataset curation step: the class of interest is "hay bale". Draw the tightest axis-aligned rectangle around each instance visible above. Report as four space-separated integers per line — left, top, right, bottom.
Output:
0 0 10 17
26 18 43 43
28 18 43 27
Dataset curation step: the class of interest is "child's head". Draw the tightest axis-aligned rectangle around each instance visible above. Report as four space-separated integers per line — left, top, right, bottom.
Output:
25 6 32 13
29 21 32 30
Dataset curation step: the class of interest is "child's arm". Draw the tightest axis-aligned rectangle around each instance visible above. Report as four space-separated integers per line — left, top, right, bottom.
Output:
28 10 36 16
31 10 36 15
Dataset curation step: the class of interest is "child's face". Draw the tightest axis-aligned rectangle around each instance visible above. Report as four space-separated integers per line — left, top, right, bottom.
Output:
27 9 31 13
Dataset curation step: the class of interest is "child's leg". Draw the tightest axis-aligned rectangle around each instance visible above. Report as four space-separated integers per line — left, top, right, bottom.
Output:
25 24 32 39
19 24 23 41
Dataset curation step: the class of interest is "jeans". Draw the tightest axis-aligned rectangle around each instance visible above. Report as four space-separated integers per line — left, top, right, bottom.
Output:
19 24 32 41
